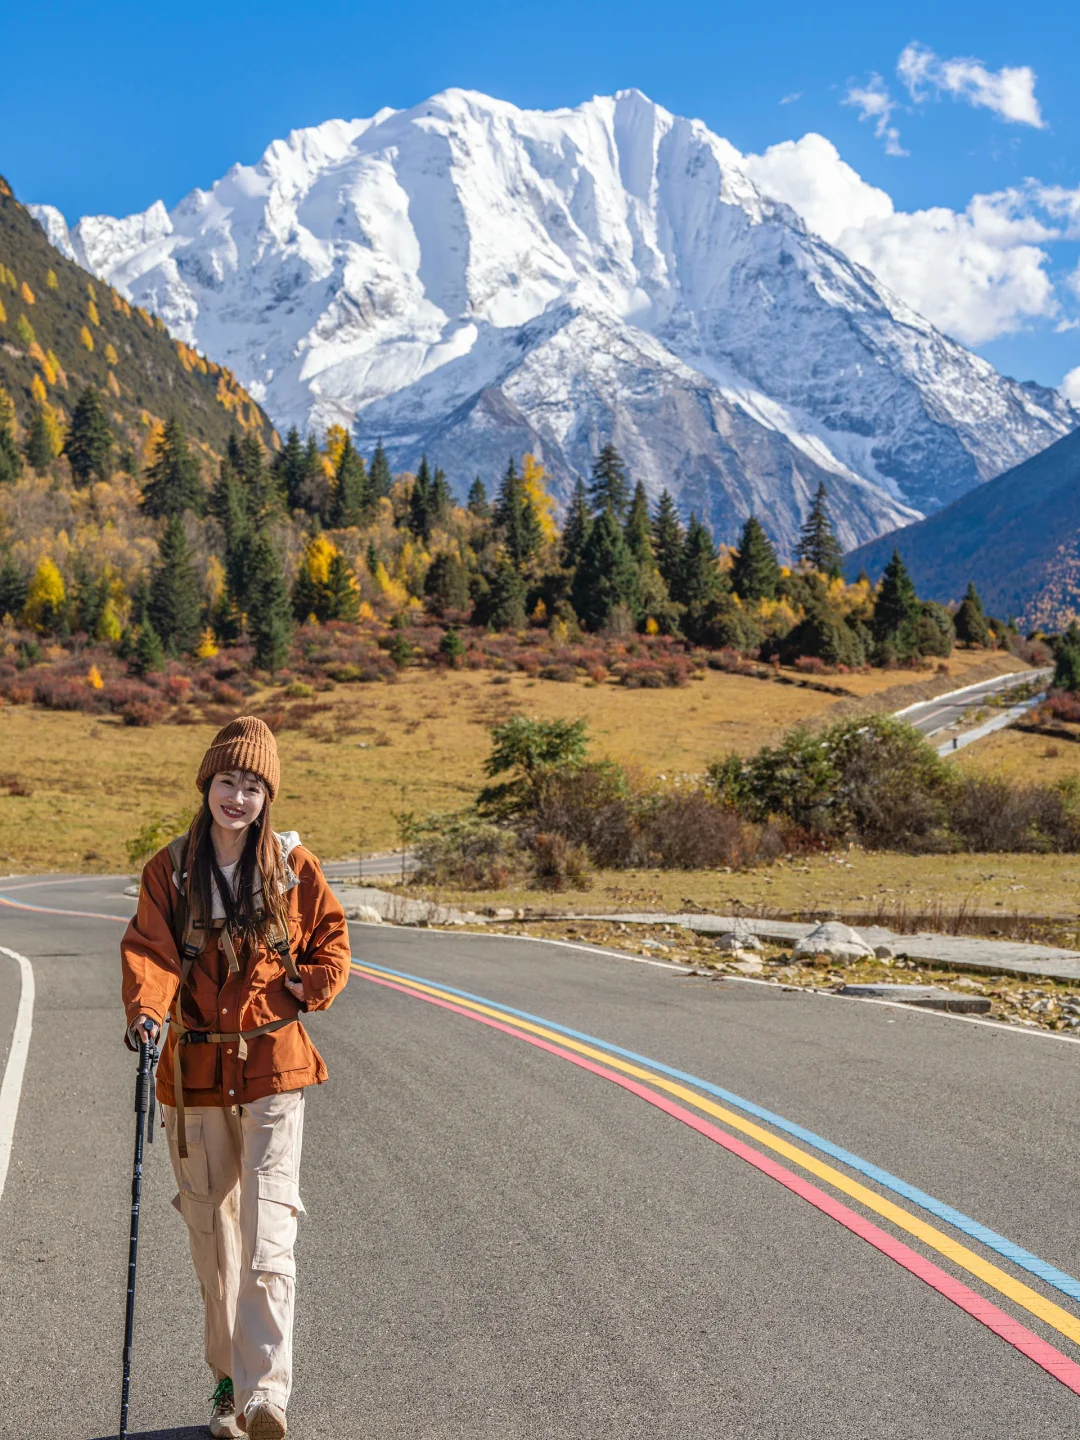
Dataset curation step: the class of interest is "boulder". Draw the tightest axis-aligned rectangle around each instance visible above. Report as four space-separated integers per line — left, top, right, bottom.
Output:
344 904 383 924
793 921 873 963
714 931 763 953
873 944 895 960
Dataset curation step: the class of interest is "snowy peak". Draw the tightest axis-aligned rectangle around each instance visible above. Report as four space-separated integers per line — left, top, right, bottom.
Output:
30 88 1077 553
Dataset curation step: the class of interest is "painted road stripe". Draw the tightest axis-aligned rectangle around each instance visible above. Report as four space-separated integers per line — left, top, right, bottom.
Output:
352 962 1080 1350
0 895 130 923
357 967 1080 1397
0 945 35 1207
355 957 1080 1304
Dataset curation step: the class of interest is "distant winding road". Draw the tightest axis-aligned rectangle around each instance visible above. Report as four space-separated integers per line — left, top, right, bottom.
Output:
0 871 1078 1438
899 669 1051 740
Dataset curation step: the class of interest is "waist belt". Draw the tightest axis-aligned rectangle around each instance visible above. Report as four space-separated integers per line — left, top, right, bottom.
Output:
173 1016 298 1159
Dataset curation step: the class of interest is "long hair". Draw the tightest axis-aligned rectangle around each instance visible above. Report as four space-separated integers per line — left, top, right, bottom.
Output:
183 781 289 954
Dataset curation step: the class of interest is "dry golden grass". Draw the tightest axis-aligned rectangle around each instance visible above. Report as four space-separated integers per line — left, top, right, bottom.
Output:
0 647 1037 875
957 725 1080 785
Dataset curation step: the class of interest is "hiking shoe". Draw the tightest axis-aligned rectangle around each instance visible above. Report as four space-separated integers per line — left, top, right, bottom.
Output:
242 1400 287 1439
209 1377 242 1438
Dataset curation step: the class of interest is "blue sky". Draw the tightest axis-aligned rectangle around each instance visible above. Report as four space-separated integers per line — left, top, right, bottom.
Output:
3 0 1078 393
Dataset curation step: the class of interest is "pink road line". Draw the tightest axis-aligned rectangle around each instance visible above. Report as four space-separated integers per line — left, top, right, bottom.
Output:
358 969 1080 1397
0 895 128 923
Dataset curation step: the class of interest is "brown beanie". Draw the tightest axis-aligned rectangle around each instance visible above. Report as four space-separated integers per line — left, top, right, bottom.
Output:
196 716 280 801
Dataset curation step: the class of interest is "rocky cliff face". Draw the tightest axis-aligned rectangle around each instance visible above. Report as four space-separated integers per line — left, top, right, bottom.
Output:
32 88 1076 552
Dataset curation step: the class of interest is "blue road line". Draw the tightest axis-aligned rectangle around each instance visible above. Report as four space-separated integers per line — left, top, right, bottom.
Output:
358 957 1080 1305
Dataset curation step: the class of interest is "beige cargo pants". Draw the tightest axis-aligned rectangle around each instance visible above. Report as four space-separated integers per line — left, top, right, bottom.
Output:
163 1089 305 1418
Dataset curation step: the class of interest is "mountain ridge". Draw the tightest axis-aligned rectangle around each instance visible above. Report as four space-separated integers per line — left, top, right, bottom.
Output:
30 87 1077 551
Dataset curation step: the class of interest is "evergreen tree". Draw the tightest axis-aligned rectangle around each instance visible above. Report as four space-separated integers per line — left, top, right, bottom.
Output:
0 553 27 621
624 481 653 569
368 438 393 501
730 516 780 602
872 550 921 654
366 539 380 576
677 514 722 611
237 431 283 524
485 553 527 631
652 490 685 594
571 507 640 630
409 456 434 539
954 581 990 646
22 410 53 474
467 476 491 518
63 386 113 486
430 466 452 523
439 627 466 665
291 559 324 624
296 435 330 519
560 476 592 569
148 514 202 654
589 442 631 521
129 595 166 676
424 551 471 614
325 552 360 621
328 436 369 528
248 535 293 673
276 427 307 510
797 483 844 575
1054 629 1080 694
141 417 203 518
495 457 541 566
0 408 19 484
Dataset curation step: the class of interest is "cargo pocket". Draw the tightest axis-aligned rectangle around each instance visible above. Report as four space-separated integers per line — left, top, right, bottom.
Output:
251 1172 305 1278
166 1113 222 1300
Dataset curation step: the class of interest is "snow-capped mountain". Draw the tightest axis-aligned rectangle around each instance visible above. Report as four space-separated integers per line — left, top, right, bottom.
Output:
32 89 1077 552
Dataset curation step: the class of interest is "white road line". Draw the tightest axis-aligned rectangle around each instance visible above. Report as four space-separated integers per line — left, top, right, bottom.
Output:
0 944 35 1205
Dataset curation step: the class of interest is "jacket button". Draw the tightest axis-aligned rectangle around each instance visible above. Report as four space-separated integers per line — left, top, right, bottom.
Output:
228 1089 235 1097
227 1048 233 1055
222 1007 228 1015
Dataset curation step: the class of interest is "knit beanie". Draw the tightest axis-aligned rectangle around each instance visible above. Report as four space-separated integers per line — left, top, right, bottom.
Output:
196 716 280 802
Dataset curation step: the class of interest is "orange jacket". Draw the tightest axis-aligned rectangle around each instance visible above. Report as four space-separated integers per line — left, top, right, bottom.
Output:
121 839 351 1107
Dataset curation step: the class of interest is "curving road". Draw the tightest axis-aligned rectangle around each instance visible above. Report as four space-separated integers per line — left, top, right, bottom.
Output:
1 872 1078 1438
899 669 1051 739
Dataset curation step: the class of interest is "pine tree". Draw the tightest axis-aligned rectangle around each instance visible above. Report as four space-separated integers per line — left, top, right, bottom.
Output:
430 467 452 522
954 581 990 646
485 553 527 631
424 552 470 614
325 552 360 622
467 477 491 518
328 436 369 528
872 550 921 653
495 457 541 566
296 435 330 519
730 516 780 602
652 490 684 594
589 443 631 521
63 385 113 486
22 410 53 474
141 418 203 518
624 481 653 569
237 431 283 524
677 514 721 611
571 507 640 630
248 535 293 673
129 595 166 676
0 553 27 621
409 456 434 539
560 476 592 569
148 514 203 653
368 438 393 501
276 426 307 510
366 539 380 576
0 406 18 484
797 483 844 575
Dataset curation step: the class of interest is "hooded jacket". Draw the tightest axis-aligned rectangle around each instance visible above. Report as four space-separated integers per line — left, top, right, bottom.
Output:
120 832 351 1107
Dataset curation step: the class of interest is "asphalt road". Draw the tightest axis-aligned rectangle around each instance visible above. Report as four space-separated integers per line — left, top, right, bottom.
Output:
2 873 1079 1438
901 670 1050 739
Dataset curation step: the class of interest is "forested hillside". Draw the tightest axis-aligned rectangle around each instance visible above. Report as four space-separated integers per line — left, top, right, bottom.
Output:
0 174 273 456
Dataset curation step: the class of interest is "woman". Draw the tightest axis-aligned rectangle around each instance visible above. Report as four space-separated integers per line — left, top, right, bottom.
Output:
121 715 351 1440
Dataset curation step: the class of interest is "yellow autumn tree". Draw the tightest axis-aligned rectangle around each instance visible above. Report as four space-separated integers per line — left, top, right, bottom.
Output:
46 351 66 388
195 628 219 659
79 325 94 352
104 342 118 366
87 300 101 327
23 557 66 631
324 424 349 474
20 281 35 305
30 374 47 405
373 561 409 609
304 533 338 586
40 403 65 457
96 599 123 643
16 314 35 347
522 453 558 545
86 665 104 690
86 281 96 300
0 265 14 288
0 297 6 325
46 269 59 290
204 554 226 610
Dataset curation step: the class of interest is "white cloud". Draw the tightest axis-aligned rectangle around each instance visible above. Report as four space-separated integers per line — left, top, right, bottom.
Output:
780 92 803 106
1062 367 1080 406
1069 262 1080 301
897 42 1045 128
743 134 1065 345
843 75 907 156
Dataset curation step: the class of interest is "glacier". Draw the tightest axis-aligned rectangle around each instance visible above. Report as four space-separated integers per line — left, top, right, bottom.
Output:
30 88 1077 553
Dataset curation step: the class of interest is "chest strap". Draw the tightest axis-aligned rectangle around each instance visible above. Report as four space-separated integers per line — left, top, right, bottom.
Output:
173 1014 299 1159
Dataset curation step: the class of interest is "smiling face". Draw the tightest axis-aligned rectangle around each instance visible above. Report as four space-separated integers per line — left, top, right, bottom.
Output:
207 769 267 835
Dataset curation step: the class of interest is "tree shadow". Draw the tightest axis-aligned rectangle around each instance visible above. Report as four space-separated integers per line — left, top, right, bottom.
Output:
89 1429 205 1439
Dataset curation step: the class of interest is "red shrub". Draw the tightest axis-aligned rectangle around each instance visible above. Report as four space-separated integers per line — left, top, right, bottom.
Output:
793 655 828 675
122 699 167 726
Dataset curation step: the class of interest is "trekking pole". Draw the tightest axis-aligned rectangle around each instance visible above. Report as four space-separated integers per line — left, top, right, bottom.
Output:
120 1036 158 1440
